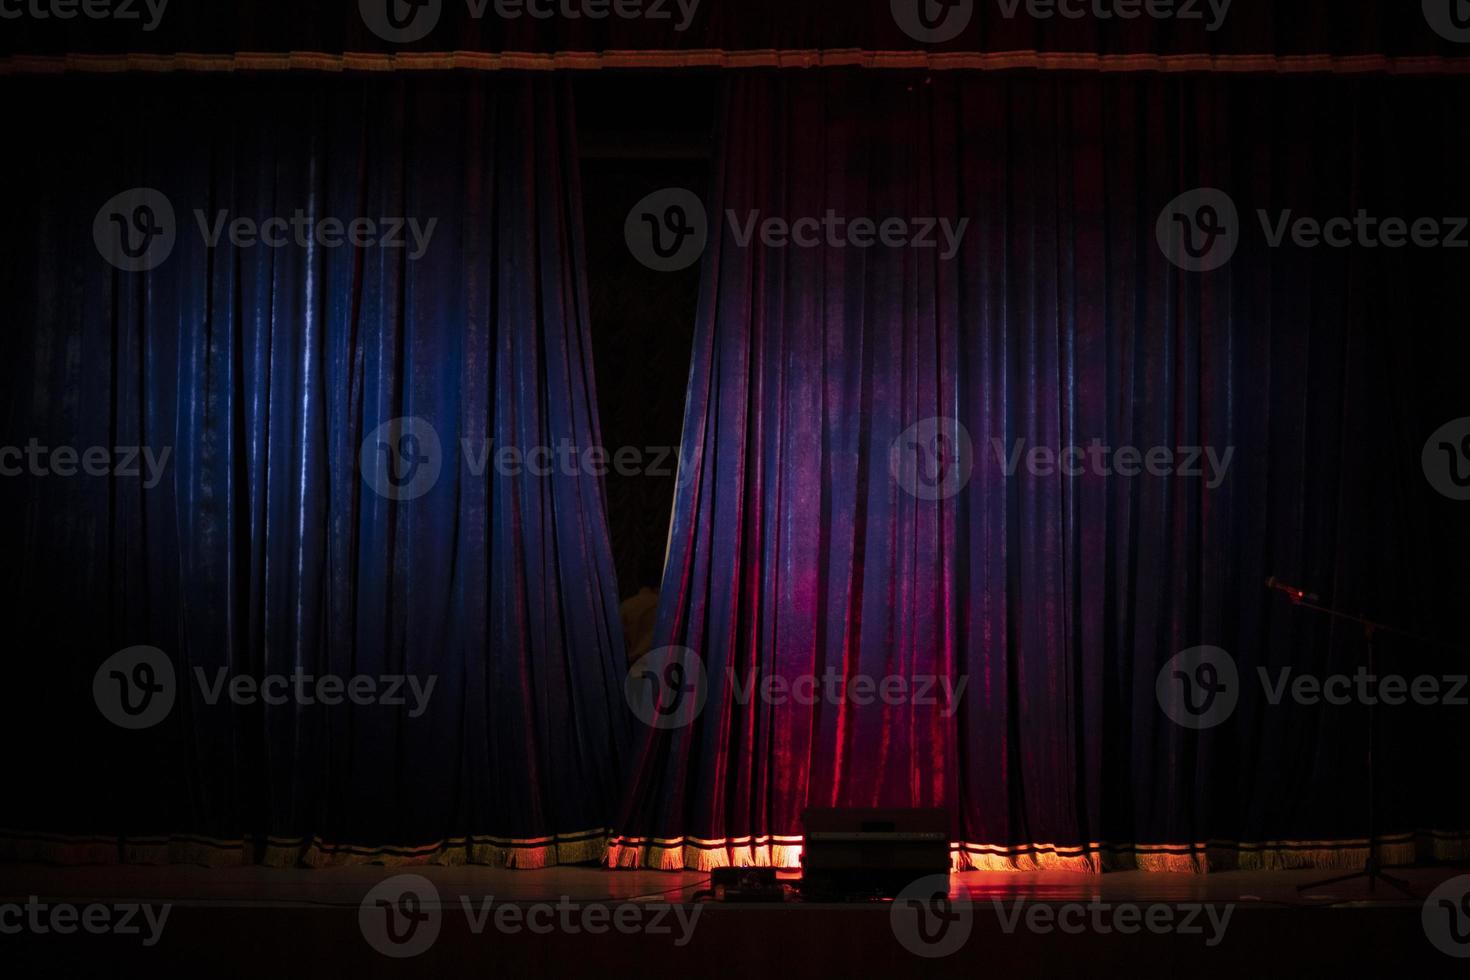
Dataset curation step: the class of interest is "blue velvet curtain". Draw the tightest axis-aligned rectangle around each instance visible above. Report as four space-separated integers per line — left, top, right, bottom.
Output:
610 70 1470 872
0 75 629 866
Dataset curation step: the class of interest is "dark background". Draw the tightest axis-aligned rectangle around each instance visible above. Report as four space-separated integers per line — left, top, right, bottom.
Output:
577 74 714 596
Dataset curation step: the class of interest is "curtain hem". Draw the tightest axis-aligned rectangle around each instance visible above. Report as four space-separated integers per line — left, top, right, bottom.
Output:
604 830 1470 874
0 829 611 869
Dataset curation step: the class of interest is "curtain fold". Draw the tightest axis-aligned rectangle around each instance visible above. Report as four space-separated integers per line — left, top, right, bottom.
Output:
0 74 629 867
609 70 1470 872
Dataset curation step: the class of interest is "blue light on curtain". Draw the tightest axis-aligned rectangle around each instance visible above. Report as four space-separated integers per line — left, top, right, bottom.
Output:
0 74 629 867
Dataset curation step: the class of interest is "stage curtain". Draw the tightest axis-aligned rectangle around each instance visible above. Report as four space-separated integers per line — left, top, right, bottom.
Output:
608 70 1470 872
0 75 629 867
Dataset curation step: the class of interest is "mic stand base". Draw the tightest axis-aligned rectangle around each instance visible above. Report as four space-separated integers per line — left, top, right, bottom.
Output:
1297 851 1415 897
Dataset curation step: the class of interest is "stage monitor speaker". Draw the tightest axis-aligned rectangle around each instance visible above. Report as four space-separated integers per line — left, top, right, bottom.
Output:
800 807 950 900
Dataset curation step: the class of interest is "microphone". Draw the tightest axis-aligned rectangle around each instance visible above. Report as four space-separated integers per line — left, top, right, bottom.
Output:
1266 576 1319 604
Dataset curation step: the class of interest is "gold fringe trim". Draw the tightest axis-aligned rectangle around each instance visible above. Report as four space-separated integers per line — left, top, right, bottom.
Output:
0 834 119 865
955 845 1104 873
1427 832 1470 862
1207 836 1420 873
5 829 1463 872
605 832 1470 873
124 838 250 868
606 837 805 871
296 833 608 869
0 829 607 869
2 50 1469 77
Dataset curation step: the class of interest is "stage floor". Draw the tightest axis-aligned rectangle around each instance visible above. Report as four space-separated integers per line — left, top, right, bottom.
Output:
3 862 1464 908
5 863 1468 978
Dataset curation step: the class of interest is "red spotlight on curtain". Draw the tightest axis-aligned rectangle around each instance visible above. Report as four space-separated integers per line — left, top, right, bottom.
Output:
609 70 1470 872
0 75 628 867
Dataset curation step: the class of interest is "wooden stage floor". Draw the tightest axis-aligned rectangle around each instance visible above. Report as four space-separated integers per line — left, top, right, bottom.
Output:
4 863 1468 977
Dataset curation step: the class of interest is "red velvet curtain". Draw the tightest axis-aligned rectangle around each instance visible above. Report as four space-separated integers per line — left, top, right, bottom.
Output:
610 69 1470 872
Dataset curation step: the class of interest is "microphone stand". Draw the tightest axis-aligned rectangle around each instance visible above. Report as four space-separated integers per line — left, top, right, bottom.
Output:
1271 588 1462 897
